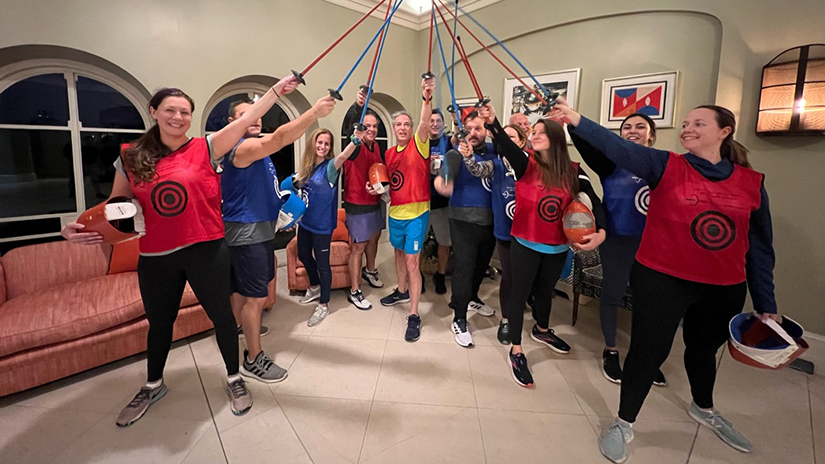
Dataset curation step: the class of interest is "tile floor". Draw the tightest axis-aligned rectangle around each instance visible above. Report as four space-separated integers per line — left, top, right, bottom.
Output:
1 241 823 464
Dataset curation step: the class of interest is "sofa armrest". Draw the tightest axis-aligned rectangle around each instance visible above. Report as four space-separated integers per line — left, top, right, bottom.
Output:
0 260 6 306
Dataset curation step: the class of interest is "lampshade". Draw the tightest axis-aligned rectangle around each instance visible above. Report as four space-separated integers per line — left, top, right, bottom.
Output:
757 44 825 135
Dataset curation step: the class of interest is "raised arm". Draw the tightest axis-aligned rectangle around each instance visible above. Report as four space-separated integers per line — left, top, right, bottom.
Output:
232 95 336 168
417 77 435 143
568 127 616 179
478 104 529 178
333 127 365 170
210 75 300 159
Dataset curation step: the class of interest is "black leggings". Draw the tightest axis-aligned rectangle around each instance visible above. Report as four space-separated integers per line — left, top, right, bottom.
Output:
506 239 568 345
598 234 642 347
138 239 239 382
496 239 513 320
297 227 332 304
619 262 746 423
449 219 496 321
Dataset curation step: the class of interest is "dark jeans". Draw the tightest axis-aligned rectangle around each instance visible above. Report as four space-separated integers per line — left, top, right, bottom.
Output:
138 239 238 381
598 234 642 347
449 219 495 321
618 262 746 423
297 227 333 304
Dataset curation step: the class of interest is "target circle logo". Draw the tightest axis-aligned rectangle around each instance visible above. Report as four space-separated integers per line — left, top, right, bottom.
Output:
505 200 516 220
151 181 188 217
635 186 650 215
481 177 492 192
390 171 404 191
537 195 562 223
691 211 735 251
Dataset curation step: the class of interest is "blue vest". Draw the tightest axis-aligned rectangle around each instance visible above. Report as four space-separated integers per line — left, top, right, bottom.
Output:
221 146 283 223
299 159 339 234
602 168 648 237
491 157 517 241
449 142 496 209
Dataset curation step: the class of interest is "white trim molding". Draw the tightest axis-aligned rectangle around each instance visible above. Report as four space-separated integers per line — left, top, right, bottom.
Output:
320 0 502 31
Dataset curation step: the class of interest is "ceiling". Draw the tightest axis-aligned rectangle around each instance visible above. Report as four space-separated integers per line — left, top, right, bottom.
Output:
321 0 503 30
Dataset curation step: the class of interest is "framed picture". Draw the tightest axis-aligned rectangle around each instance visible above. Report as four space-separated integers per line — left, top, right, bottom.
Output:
503 69 581 143
600 71 678 129
452 97 479 122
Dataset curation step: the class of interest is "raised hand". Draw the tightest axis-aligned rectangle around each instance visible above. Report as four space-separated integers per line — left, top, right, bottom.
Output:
274 75 300 96
458 140 472 158
422 76 435 100
546 96 581 126
61 222 103 245
478 104 495 125
356 88 367 107
312 95 337 119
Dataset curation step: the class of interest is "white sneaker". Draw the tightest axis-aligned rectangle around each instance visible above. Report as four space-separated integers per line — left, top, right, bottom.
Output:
452 319 474 347
348 289 372 310
307 305 329 327
299 285 321 305
468 300 495 317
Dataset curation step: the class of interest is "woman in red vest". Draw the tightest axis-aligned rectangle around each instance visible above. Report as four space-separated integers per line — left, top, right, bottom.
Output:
477 104 606 388
549 98 778 463
61 77 300 427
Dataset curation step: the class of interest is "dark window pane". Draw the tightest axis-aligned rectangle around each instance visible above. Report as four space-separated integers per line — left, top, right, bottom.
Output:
0 74 69 126
0 129 75 218
0 217 62 239
261 104 290 134
76 76 145 130
270 143 294 182
376 117 387 138
205 93 247 131
79 131 142 208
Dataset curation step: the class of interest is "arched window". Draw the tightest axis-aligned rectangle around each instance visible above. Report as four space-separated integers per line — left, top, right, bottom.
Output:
0 61 150 253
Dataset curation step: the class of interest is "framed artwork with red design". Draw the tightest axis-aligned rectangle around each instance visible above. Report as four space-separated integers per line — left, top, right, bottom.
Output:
600 71 678 129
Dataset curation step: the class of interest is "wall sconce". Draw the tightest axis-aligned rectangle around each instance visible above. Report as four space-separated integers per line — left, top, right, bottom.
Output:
757 43 824 135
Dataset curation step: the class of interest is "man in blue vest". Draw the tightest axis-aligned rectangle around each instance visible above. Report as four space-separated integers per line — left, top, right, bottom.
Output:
222 91 335 383
427 109 452 294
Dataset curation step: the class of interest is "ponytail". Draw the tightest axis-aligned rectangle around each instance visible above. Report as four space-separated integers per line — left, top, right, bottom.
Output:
696 105 751 168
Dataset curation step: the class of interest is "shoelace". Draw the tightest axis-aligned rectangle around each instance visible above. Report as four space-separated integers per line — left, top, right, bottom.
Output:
454 320 468 333
228 380 248 399
127 388 152 408
352 291 365 302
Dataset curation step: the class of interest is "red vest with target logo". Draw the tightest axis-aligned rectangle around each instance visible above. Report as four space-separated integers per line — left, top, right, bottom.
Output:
343 142 382 206
510 158 576 245
385 140 430 206
636 152 763 285
124 138 224 254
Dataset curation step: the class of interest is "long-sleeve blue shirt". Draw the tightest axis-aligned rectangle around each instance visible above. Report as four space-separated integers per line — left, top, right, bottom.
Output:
569 116 777 314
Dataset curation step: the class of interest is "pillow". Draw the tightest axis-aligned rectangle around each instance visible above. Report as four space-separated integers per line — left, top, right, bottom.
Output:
108 238 140 274
331 209 349 242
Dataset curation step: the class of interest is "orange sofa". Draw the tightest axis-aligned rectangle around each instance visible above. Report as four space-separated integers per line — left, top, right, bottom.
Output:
287 209 352 293
0 239 276 397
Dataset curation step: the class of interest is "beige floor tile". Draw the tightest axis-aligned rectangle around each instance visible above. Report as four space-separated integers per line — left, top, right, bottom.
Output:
309 293 394 340
0 405 105 463
219 404 313 464
189 330 236 368
479 409 603 463
587 415 698 464
386 299 457 344
55 413 213 464
142 343 213 422
800 337 825 400
811 392 825 464
374 340 476 407
275 337 384 401
359 402 485 464
263 298 318 337
254 333 309 373
469 344 584 414
180 424 227 464
276 395 371 464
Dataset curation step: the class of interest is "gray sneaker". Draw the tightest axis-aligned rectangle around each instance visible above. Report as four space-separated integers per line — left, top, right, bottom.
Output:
116 382 168 427
299 285 321 305
688 402 752 452
241 349 288 383
307 304 329 327
599 417 634 463
225 377 253 416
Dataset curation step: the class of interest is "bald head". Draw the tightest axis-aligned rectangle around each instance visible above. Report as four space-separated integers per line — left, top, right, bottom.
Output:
509 112 531 137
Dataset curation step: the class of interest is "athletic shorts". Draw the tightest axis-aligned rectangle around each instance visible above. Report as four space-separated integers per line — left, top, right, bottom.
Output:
228 240 275 298
346 209 385 243
389 211 430 255
428 207 451 246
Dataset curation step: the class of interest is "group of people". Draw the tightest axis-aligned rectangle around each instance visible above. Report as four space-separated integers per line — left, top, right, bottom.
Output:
62 70 780 464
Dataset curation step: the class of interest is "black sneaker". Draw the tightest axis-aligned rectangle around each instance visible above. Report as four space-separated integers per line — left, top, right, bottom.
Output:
530 324 570 354
433 272 447 294
602 349 622 384
380 288 411 306
508 349 534 387
405 314 421 341
653 369 668 387
497 320 511 345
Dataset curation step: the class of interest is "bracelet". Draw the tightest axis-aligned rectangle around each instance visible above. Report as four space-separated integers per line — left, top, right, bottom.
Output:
422 95 432 102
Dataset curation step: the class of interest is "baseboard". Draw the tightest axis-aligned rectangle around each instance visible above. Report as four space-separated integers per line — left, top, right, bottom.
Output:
805 332 825 342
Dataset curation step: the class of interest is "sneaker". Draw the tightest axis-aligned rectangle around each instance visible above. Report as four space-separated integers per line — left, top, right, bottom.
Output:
362 267 384 288
299 285 321 304
603 349 622 384
237 325 269 339
508 349 534 387
497 320 511 345
348 289 372 310
599 417 634 463
241 350 288 383
116 382 168 427
468 299 495 317
451 318 474 347
225 377 253 416
405 314 421 341
688 402 753 453
307 304 329 327
380 288 410 306
433 272 447 294
653 370 668 387
530 324 570 354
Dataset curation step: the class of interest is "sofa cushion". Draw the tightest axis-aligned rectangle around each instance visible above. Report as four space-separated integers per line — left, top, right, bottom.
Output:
0 272 199 358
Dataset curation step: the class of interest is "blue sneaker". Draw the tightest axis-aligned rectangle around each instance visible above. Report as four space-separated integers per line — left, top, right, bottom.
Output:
599 417 634 463
380 288 410 306
405 314 421 342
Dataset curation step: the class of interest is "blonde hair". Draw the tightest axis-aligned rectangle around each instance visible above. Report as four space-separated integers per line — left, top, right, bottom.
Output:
296 128 335 185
